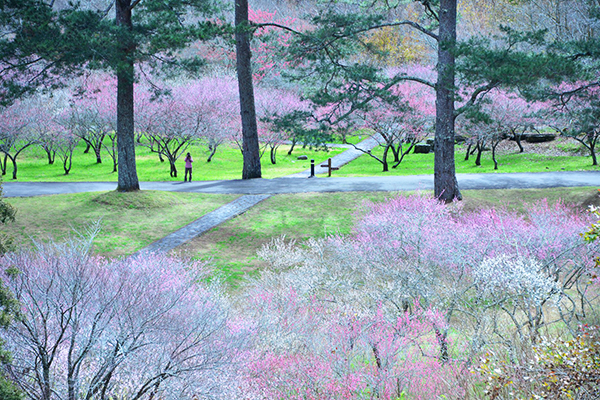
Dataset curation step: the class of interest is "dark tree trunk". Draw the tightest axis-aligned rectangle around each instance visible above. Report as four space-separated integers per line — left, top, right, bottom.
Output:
94 145 102 164
9 155 16 180
382 144 390 172
475 141 483 166
270 145 277 164
513 129 524 153
235 0 261 179
492 140 500 170
116 0 140 192
391 143 400 163
0 153 6 175
287 138 296 155
45 149 55 164
207 145 217 162
84 142 90 154
434 0 461 202
63 153 73 175
464 143 471 161
588 134 598 166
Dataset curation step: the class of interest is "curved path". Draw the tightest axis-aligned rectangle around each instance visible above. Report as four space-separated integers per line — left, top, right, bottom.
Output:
3 132 599 254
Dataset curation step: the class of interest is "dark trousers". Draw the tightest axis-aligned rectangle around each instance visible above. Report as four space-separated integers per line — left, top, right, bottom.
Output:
184 167 192 182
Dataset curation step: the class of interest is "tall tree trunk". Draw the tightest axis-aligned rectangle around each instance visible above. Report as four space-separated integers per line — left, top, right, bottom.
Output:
116 0 140 191
434 0 461 202
235 0 261 179
287 138 296 155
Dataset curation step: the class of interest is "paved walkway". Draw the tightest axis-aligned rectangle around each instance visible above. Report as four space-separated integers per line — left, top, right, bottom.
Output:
3 133 599 255
131 194 271 256
4 171 599 197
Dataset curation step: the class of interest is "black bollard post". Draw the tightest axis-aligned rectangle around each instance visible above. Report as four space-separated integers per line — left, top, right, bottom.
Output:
309 159 315 178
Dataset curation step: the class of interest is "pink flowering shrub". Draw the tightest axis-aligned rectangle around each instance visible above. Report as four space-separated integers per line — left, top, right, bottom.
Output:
249 195 598 398
243 286 464 400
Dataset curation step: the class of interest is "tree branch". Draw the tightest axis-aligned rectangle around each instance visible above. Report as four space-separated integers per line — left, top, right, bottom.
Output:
455 82 498 117
129 0 143 11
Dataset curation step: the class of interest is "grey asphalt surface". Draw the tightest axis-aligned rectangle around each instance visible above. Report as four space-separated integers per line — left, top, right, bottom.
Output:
3 171 600 197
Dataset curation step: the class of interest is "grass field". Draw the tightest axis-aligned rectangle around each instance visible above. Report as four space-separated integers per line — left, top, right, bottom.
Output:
326 138 600 177
5 187 597 286
3 191 237 258
6 134 599 182
6 140 345 182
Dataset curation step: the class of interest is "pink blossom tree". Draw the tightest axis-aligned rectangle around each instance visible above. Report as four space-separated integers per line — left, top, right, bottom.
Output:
457 90 544 169
68 77 119 171
0 100 36 179
28 92 80 175
0 228 246 400
547 84 600 165
136 83 204 178
243 287 462 399
323 78 435 172
255 87 309 164
185 77 239 163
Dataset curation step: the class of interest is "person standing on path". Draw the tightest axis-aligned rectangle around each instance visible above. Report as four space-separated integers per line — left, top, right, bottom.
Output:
184 153 193 182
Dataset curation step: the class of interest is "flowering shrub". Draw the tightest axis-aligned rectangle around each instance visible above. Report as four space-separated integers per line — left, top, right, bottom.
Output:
243 285 464 400
250 194 598 398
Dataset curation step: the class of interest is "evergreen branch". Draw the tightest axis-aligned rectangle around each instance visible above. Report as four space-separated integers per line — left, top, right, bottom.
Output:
392 20 438 40
102 3 114 18
129 0 143 11
257 20 437 41
556 81 600 105
253 22 301 35
392 75 436 89
418 0 439 22
455 82 498 117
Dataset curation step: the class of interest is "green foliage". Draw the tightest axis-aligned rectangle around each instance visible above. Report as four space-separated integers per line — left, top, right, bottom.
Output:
0 179 21 400
0 0 225 105
0 378 22 400
0 181 15 254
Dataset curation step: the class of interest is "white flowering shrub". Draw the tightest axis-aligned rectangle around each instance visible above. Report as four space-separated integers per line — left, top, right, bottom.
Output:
474 255 560 306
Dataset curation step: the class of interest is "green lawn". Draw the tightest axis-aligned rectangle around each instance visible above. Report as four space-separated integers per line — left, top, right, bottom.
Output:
6 141 345 182
327 142 600 177
3 190 237 258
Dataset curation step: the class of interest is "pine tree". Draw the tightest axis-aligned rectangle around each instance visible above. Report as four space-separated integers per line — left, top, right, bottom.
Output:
0 0 222 191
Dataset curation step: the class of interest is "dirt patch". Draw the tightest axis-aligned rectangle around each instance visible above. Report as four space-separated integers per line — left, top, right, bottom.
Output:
581 190 600 210
493 137 586 157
